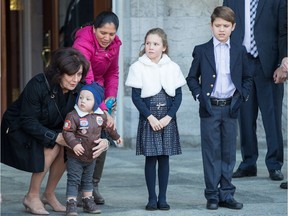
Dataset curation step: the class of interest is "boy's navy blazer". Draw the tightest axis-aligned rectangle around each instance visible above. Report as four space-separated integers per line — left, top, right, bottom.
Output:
186 39 253 118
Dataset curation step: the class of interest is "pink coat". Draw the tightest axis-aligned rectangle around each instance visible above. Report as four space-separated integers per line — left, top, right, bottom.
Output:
73 26 122 99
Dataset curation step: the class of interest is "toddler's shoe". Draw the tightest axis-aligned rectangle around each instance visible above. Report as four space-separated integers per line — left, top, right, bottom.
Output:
66 199 78 216
82 196 101 214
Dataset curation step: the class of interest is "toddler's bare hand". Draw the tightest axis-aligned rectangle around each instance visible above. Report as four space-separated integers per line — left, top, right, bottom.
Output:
73 144 84 156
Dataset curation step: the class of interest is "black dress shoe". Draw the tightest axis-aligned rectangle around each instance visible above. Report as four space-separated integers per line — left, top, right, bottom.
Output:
206 200 218 210
280 181 287 189
269 170 284 181
232 168 257 178
219 198 243 209
157 202 170 210
145 202 157 211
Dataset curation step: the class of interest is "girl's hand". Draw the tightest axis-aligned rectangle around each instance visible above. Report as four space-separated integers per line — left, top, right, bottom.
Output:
73 144 85 156
147 115 163 131
159 115 172 128
92 138 109 158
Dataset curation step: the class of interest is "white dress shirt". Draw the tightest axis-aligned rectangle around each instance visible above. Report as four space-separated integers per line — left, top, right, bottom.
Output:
211 37 236 99
243 0 252 52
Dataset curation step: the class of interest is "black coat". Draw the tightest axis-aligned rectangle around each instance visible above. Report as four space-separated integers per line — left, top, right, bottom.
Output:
223 0 287 77
1 73 83 172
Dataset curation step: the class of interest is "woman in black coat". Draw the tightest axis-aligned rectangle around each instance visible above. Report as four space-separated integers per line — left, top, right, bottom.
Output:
1 47 110 215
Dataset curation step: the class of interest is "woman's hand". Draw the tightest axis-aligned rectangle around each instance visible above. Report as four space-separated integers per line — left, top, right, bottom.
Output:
116 137 122 145
104 110 115 129
105 97 117 111
55 133 69 147
114 137 123 147
159 115 172 128
92 138 109 158
147 115 163 131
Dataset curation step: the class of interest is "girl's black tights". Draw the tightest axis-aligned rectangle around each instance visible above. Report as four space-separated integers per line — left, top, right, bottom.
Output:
145 155 169 203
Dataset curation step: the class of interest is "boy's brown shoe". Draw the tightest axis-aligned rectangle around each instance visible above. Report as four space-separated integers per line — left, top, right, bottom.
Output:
66 199 78 216
82 196 101 214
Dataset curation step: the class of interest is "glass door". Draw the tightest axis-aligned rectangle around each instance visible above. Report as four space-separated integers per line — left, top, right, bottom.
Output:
42 0 112 65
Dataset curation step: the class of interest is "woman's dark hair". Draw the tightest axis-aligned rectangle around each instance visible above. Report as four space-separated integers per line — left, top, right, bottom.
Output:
93 11 119 30
45 47 90 84
139 28 169 57
72 11 119 40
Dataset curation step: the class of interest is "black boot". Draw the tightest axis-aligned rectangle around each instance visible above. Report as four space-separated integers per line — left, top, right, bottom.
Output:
93 180 105 204
92 151 107 204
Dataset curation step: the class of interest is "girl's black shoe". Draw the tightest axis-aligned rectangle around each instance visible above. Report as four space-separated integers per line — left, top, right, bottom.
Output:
157 202 170 210
280 181 287 189
145 202 157 211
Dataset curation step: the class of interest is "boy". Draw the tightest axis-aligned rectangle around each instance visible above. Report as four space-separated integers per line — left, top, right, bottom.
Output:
63 82 121 216
186 6 252 210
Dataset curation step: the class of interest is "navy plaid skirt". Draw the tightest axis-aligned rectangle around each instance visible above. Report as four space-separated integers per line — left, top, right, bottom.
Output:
136 89 181 156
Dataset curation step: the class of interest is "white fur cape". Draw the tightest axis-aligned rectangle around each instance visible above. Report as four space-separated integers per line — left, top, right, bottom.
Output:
125 54 186 98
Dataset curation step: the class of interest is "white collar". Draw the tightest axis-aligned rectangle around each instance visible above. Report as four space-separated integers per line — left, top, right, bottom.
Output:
213 37 231 48
138 53 171 66
74 104 104 117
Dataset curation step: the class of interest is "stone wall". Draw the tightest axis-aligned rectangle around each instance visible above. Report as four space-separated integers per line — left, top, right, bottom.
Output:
121 0 288 148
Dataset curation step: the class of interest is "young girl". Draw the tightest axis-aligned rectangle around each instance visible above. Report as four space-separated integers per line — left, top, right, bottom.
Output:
125 28 186 211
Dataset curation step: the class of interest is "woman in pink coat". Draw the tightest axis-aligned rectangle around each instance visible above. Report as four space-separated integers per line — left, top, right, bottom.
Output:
73 11 122 205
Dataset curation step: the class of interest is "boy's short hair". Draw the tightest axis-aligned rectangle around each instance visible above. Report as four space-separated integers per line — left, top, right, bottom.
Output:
211 6 235 25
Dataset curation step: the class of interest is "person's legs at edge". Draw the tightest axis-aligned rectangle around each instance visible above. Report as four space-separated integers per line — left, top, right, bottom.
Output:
23 145 64 214
233 58 258 177
272 83 284 168
255 69 284 179
92 151 107 204
238 81 259 172
235 59 284 179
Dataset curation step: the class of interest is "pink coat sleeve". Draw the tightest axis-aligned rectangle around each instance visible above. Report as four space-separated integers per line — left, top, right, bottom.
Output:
103 47 120 98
